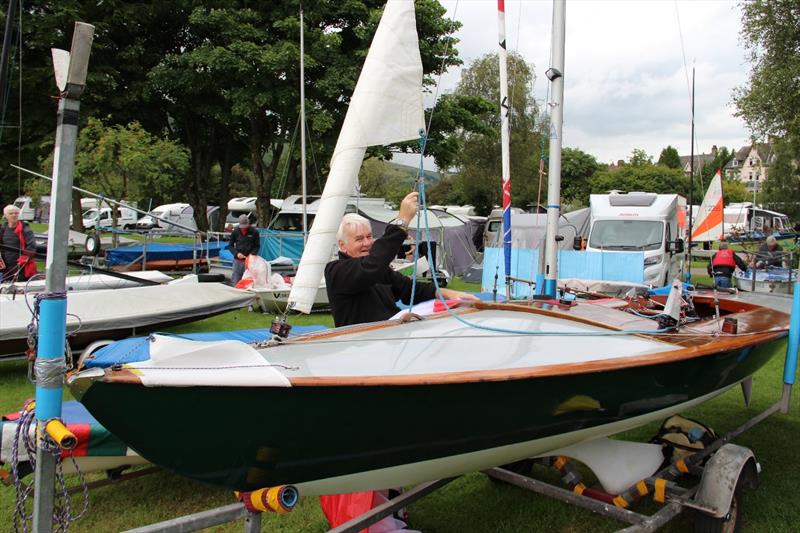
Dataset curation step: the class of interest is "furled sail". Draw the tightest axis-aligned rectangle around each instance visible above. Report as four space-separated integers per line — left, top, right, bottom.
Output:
691 169 724 242
287 0 425 313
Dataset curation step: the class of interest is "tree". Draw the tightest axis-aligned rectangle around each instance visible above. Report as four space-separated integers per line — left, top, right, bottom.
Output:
449 51 544 215
73 118 190 207
734 0 800 143
762 138 800 220
561 148 601 205
628 148 653 167
657 146 681 169
700 146 734 184
589 165 689 197
722 177 750 204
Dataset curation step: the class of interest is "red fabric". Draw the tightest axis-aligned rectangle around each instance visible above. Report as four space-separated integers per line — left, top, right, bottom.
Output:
235 278 253 289
433 299 461 313
13 223 37 277
319 491 376 532
67 423 92 458
240 228 247 236
711 249 735 268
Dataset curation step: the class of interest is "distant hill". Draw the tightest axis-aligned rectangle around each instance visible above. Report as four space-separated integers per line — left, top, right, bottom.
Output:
385 161 442 184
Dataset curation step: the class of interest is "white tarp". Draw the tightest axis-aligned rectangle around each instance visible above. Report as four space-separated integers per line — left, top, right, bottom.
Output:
288 0 425 313
131 335 290 387
5 270 172 293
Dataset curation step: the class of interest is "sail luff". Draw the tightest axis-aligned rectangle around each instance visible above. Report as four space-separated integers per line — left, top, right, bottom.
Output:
497 0 513 298
287 0 425 314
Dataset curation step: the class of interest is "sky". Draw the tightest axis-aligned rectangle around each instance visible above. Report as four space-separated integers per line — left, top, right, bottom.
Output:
407 0 754 168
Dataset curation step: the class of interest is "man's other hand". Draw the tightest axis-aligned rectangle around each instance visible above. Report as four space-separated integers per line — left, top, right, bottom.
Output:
439 288 480 302
398 191 419 225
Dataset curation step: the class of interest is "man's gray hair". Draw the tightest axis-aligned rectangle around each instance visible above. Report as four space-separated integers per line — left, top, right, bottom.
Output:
766 236 777 246
337 213 372 242
719 241 729 250
3 205 20 216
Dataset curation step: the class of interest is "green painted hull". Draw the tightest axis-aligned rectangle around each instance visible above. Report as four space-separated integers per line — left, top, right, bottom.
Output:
74 338 786 492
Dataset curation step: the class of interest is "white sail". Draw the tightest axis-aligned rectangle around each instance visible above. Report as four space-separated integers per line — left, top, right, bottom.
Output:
288 0 425 313
691 170 724 242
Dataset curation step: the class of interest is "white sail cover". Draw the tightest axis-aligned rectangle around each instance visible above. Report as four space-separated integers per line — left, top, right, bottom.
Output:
288 0 425 313
691 170 724 242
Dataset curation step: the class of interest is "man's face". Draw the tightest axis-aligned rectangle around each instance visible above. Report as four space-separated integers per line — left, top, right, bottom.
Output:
4 211 19 225
339 223 373 258
768 242 777 251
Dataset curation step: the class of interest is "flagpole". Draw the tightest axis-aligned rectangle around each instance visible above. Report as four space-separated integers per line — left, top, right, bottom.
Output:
497 0 512 299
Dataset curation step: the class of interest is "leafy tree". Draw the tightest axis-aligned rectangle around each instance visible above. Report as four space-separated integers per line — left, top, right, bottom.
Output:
657 146 681 169
762 138 800 220
734 0 800 142
700 146 734 183
561 148 601 205
448 51 544 215
722 177 750 204
73 118 190 208
589 165 689 197
628 148 653 167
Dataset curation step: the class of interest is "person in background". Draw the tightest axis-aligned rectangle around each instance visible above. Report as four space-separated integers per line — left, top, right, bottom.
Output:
325 191 478 328
228 214 260 285
707 239 747 289
0 204 37 282
754 235 786 269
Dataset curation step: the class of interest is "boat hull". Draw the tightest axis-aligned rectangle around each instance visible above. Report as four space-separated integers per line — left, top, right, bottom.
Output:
73 336 785 494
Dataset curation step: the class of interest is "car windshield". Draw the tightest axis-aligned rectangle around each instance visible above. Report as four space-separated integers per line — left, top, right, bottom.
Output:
589 220 664 251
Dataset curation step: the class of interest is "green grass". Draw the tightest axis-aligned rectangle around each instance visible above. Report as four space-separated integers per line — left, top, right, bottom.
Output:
1 281 799 532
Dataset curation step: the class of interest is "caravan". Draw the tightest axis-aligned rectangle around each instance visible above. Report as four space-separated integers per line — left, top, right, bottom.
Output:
13 197 36 222
136 203 198 233
585 192 686 286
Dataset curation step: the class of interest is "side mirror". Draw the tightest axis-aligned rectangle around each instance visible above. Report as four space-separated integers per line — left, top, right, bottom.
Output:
668 239 684 254
573 236 584 251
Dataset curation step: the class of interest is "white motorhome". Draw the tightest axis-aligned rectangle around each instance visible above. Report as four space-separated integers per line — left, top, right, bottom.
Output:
223 197 283 230
136 203 198 234
585 192 686 286
270 195 387 232
13 196 36 222
82 206 138 229
724 202 792 235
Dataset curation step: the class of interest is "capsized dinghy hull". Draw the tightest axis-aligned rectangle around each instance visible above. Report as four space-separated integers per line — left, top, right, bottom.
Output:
67 298 789 494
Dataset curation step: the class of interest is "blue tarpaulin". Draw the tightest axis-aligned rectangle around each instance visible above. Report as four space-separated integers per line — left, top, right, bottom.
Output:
106 242 225 266
83 325 328 368
258 229 305 263
481 248 644 297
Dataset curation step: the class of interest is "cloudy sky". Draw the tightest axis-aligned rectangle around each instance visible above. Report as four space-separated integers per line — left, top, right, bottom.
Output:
421 0 754 166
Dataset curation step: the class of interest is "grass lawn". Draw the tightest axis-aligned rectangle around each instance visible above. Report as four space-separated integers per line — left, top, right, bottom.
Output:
1 279 799 531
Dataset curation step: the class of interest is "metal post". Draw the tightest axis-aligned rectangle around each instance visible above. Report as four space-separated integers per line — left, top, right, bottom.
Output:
32 22 94 533
300 9 308 247
542 0 566 296
781 281 800 413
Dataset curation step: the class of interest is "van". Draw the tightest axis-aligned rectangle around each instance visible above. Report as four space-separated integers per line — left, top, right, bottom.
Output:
269 195 386 232
584 192 686 286
483 207 526 249
223 197 283 231
136 203 198 234
82 206 138 229
13 196 36 222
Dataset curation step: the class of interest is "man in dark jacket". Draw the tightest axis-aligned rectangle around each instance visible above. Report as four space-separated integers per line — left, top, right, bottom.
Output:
228 214 260 285
325 191 477 327
707 240 747 288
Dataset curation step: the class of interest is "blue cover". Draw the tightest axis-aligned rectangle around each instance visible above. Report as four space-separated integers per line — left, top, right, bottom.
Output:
106 242 225 266
257 229 305 264
482 248 645 297
83 325 328 368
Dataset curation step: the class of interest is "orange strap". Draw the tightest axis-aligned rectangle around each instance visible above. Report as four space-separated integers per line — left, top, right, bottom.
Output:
654 478 667 503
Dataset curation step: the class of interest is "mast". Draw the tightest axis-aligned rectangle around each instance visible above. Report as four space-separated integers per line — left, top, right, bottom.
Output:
300 8 308 245
687 66 695 270
0 0 17 118
542 0 566 296
497 0 512 298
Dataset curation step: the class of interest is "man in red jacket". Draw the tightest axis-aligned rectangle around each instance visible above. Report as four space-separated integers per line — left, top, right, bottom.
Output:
707 239 747 289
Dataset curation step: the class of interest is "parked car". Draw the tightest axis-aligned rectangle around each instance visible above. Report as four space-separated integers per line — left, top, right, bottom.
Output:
13 196 36 222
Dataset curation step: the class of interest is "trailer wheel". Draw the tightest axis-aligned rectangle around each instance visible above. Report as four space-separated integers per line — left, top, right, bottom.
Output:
694 477 743 533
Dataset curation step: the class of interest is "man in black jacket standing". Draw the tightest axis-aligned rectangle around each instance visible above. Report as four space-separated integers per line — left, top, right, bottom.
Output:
228 214 260 285
325 191 477 327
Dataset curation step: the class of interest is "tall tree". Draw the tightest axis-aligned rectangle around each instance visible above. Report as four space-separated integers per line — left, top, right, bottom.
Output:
628 148 653 167
657 146 681 169
734 0 800 143
590 166 689 197
762 138 800 220
561 148 600 206
450 51 544 215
